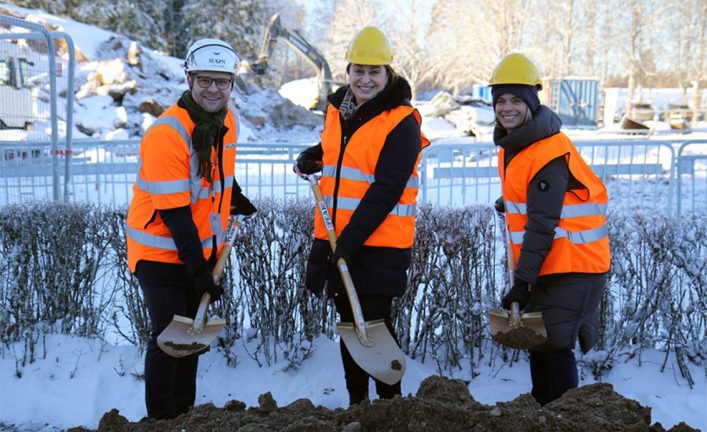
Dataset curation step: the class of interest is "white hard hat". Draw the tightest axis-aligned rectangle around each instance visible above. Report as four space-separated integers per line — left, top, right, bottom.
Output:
184 38 239 75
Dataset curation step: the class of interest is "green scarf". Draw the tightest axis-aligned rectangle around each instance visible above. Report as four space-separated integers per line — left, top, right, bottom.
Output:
180 90 228 182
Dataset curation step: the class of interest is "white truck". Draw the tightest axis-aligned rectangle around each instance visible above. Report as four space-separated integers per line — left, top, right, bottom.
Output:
0 47 33 130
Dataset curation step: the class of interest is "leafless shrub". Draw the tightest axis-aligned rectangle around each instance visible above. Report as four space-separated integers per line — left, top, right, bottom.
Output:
396 204 500 377
586 211 706 384
1 202 703 384
226 197 330 369
103 206 150 352
0 202 111 364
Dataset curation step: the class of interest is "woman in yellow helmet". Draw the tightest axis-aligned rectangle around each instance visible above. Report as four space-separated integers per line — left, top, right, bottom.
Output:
295 26 429 405
491 53 611 405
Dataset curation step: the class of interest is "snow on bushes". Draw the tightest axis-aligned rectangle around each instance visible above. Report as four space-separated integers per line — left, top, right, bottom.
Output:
0 202 704 384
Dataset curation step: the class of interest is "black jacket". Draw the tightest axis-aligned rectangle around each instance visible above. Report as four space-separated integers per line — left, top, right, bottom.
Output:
303 77 422 298
495 105 606 353
495 105 572 285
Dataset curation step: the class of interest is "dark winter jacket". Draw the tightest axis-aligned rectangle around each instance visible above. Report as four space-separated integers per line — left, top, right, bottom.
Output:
302 77 422 298
494 105 607 353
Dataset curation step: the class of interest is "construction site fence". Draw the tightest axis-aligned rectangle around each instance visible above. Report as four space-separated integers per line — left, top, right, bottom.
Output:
0 13 76 201
0 138 705 217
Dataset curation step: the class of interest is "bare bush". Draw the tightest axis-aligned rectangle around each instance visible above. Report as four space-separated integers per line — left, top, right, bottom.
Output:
396 204 500 377
226 197 332 369
103 207 150 352
1 201 704 384
588 212 706 384
0 203 111 364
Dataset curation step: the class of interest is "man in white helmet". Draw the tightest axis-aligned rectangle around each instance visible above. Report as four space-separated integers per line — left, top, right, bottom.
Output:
126 38 255 419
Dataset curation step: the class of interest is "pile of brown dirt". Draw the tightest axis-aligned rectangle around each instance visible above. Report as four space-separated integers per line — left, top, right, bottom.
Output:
67 376 699 432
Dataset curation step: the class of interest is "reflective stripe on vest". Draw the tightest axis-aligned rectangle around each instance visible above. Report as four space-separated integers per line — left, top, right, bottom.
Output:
125 225 225 251
509 225 609 245
135 166 233 198
126 103 238 272
321 165 420 189
323 195 417 217
499 131 611 275
506 201 607 219
313 104 430 248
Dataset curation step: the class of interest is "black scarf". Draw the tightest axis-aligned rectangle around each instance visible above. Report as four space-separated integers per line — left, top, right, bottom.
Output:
180 90 227 182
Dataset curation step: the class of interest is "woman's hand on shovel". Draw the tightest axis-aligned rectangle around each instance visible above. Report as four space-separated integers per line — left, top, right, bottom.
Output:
502 281 530 310
330 245 353 270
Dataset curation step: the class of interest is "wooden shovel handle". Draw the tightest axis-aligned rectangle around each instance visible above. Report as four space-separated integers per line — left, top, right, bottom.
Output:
307 175 372 347
193 215 242 332
193 292 211 333
496 207 515 297
213 216 241 282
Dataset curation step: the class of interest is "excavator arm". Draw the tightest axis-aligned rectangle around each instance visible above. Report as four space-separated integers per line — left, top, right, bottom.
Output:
251 14 333 111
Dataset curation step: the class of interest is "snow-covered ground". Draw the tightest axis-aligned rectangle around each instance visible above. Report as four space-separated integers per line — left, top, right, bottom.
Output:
1 334 705 431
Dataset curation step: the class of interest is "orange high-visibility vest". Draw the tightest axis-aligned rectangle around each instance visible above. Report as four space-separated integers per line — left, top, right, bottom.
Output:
126 103 239 272
498 132 610 275
314 104 430 248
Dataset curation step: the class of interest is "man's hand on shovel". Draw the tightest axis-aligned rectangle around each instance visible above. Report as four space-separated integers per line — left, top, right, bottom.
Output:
157 215 244 358
193 269 224 303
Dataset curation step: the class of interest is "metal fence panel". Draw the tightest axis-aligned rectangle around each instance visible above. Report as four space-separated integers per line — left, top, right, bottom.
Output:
0 14 75 200
677 141 707 217
1 138 705 217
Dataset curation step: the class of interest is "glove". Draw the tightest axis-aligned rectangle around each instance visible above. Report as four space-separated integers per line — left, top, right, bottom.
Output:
501 280 530 310
295 152 322 175
330 245 352 270
193 269 224 302
494 196 505 213
231 190 257 216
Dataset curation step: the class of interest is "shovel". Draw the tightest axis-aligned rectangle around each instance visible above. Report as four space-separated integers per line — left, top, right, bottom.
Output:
157 215 243 358
488 208 548 350
296 165 405 385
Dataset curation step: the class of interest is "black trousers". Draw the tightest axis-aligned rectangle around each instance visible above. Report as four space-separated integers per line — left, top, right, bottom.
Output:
136 260 199 419
529 348 578 406
333 293 401 403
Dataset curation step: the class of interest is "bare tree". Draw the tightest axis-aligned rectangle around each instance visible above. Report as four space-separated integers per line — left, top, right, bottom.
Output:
323 0 382 81
425 0 531 94
387 0 435 100
424 0 481 93
489 0 530 60
562 0 576 76
677 0 707 122
619 0 670 113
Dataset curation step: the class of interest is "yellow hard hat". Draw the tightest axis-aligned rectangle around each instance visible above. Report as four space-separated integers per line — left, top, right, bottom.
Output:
345 26 393 65
489 53 543 90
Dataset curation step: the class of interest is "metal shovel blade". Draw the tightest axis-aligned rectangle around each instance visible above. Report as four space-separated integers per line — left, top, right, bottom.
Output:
157 314 226 358
488 306 548 350
337 319 406 386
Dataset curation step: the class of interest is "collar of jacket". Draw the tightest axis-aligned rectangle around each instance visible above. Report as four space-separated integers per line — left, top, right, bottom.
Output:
493 105 563 155
327 76 413 127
